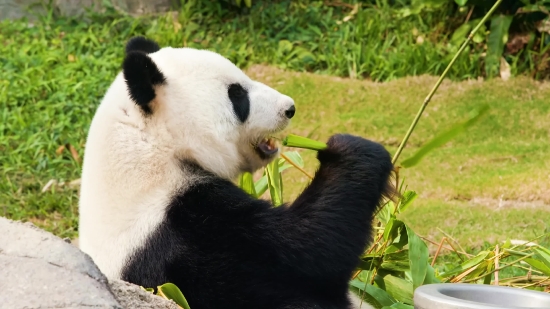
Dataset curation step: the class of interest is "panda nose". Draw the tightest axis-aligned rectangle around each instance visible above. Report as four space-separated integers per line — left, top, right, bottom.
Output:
285 105 296 119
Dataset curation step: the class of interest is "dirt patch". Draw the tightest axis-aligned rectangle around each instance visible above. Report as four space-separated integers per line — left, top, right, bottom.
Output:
470 197 550 209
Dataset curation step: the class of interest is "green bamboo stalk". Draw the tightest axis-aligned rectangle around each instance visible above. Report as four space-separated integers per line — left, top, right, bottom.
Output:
282 134 327 151
391 0 503 165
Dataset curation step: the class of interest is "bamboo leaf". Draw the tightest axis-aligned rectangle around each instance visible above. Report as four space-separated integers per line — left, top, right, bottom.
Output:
450 23 472 46
254 157 296 197
383 218 404 244
266 160 283 206
398 191 417 213
254 174 268 197
401 105 489 168
380 261 410 273
486 15 513 78
358 256 381 271
534 247 550 269
140 286 155 293
465 260 490 280
423 264 441 284
395 227 409 249
281 151 304 167
462 251 492 269
454 0 468 6
349 279 396 307
238 172 257 197
524 258 550 276
406 225 428 290
450 18 486 45
483 257 494 284
440 251 491 278
382 303 414 309
505 248 530 257
382 276 414 305
377 203 393 224
157 283 191 309
349 289 383 309
381 250 410 272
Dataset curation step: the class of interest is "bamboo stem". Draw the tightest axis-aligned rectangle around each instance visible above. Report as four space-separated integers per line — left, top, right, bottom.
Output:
515 277 550 288
494 245 500 285
462 253 535 283
391 0 504 164
438 228 468 256
431 237 447 267
280 153 313 180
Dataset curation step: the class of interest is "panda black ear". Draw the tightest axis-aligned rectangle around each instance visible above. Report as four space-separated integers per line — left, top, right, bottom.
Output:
123 51 166 115
125 36 161 54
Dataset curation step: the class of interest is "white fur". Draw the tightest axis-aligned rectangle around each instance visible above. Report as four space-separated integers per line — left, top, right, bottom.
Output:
78 46 294 278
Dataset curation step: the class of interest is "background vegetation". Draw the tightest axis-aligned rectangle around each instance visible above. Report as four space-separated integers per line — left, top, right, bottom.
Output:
1 0 550 306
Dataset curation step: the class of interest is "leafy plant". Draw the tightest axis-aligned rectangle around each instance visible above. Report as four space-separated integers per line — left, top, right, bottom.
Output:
142 282 191 309
233 0 253 8
451 0 550 78
238 151 306 202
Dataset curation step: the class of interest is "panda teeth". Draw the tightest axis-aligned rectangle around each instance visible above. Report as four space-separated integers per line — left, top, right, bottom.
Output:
255 137 278 156
264 138 274 151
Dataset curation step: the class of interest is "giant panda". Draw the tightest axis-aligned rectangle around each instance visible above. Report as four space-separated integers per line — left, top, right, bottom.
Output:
78 36 394 309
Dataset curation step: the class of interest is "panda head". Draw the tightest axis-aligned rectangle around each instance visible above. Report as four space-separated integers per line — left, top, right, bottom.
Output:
118 37 295 180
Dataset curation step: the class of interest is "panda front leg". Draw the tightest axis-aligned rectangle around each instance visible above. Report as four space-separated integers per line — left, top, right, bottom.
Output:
257 134 394 308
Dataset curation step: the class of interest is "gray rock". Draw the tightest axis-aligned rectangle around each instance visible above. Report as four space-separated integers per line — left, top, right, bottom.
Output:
0 0 179 21
0 217 179 309
0 0 46 20
0 217 121 309
109 279 179 309
0 254 121 309
55 0 104 17
108 0 176 15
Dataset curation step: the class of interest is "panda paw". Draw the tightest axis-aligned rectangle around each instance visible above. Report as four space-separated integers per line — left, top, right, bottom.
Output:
318 134 392 167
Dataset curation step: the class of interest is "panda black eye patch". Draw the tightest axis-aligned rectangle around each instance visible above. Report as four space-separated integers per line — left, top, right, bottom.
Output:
228 83 250 123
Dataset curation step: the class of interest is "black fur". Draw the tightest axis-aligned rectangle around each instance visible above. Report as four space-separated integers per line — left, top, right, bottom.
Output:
125 36 161 54
122 134 394 309
228 83 250 123
122 52 166 115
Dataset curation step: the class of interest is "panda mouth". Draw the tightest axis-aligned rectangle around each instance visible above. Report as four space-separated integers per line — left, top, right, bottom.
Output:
254 137 279 159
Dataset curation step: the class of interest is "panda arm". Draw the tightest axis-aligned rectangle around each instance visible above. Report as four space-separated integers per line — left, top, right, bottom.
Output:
254 134 394 280
162 134 392 293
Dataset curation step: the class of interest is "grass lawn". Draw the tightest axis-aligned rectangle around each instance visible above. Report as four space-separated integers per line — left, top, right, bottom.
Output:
3 60 549 252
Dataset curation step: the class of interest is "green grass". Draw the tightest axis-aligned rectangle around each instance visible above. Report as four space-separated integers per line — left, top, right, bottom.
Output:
1 5 549 248
0 1 487 82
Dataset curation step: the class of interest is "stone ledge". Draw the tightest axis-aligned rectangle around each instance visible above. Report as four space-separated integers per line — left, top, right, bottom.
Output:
0 0 179 21
0 216 179 309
